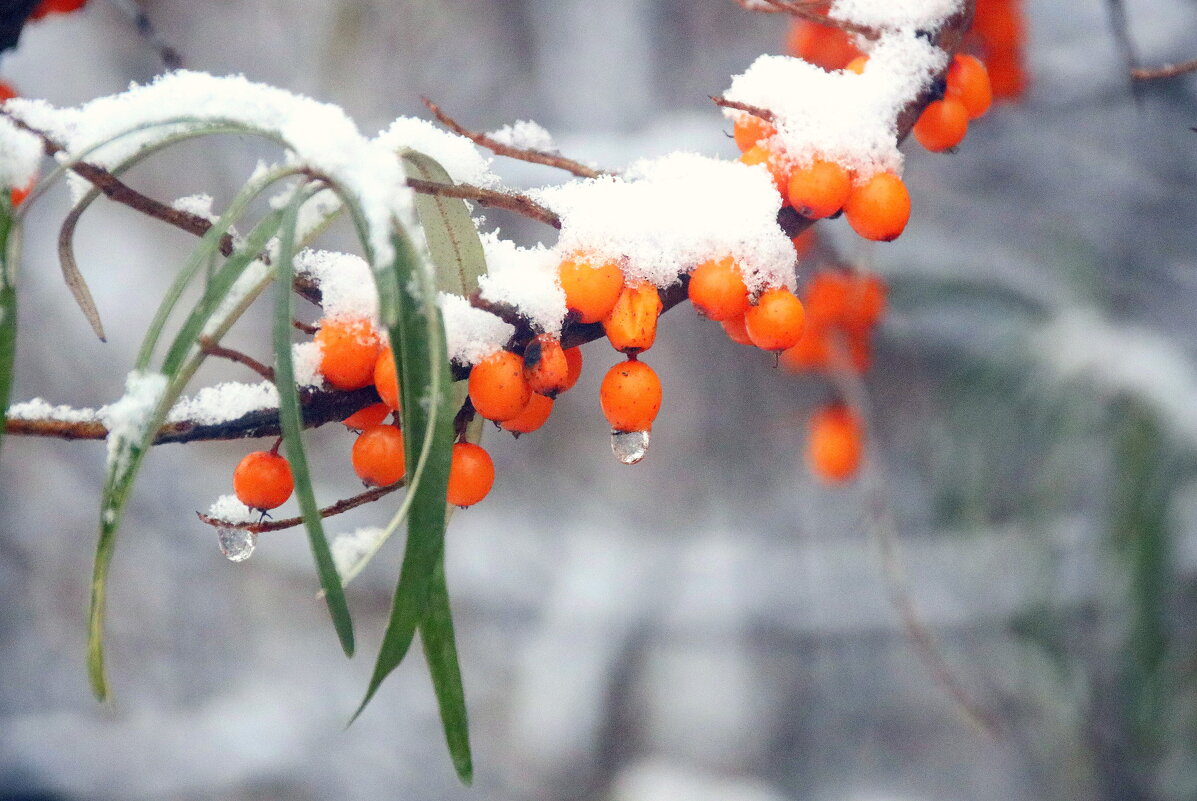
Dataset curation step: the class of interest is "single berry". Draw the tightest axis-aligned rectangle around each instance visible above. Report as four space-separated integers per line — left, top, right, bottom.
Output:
913 98 969 152
316 316 381 390
447 442 495 507
561 346 584 393
805 272 852 328
844 274 887 331
843 172 911 242
501 392 554 435
373 348 402 411
603 282 663 354
739 144 789 197
524 334 570 397
946 54 994 119
733 114 776 153
352 425 406 487
10 180 32 207
600 358 662 433
469 350 532 422
559 255 625 324
787 159 852 220
722 313 755 347
745 287 806 351
807 403 863 483
688 257 750 321
786 17 862 70
0 81 16 102
780 328 831 373
342 402 391 431
29 0 88 19
233 450 294 511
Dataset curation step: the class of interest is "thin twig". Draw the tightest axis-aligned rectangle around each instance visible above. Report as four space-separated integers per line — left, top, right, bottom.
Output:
1130 57 1197 80
293 319 319 335
710 96 776 123
730 0 878 39
422 97 606 179
198 336 275 381
407 177 561 229
197 481 404 533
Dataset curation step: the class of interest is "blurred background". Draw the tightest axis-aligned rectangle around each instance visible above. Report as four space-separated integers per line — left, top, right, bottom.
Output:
2 1 1197 799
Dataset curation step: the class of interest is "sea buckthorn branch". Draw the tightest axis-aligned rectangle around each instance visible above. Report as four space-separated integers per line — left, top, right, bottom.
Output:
198 479 404 534
730 0 880 40
197 335 275 381
1130 56 1197 80
404 176 561 229
421 97 608 180
710 95 777 123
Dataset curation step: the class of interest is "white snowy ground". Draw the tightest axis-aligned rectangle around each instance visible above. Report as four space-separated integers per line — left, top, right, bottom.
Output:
1 1 1197 801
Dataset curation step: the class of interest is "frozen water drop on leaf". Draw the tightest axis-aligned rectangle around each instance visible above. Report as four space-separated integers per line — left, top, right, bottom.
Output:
611 429 650 465
217 527 256 562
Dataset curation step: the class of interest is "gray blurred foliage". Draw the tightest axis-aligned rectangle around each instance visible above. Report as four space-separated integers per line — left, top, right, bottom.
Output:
2 0 1197 800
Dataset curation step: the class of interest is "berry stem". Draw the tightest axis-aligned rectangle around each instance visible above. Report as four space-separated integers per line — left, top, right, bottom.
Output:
198 335 275 381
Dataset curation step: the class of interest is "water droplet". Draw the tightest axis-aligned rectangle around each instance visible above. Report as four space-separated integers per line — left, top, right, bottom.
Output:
217 527 256 562
611 429 650 464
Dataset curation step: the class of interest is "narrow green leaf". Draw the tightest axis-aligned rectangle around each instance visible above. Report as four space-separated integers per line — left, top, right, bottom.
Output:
88 206 288 700
353 230 456 719
420 558 472 783
0 194 18 454
273 189 355 657
400 150 487 297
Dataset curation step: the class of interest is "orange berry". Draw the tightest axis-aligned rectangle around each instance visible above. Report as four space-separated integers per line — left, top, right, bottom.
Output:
913 98 969 152
786 18 862 71
523 334 570 397
600 358 663 433
843 172 911 242
688 257 750 321
780 328 831 372
351 425 406 487
447 442 495 507
739 144 789 197
844 55 869 74
469 350 532 422
0 81 16 102
315 316 381 390
945 54 993 119
29 0 88 19
805 272 852 327
807 404 863 483
745 287 806 351
561 346 584 393
374 348 402 411
559 255 625 324
844 274 887 331
722 313 755 347
233 450 294 511
984 51 1026 100
10 180 32 207
342 402 391 431
603 282 663 354
733 114 776 153
501 392 554 435
787 159 852 219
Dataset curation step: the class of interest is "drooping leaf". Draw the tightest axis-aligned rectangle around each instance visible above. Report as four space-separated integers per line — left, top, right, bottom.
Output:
420 557 472 783
273 188 355 657
400 149 487 297
57 195 107 341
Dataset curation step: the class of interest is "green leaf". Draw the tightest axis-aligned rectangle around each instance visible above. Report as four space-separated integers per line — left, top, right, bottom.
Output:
273 189 355 657
400 149 487 297
420 558 473 783
88 198 289 700
0 194 18 454
353 230 456 718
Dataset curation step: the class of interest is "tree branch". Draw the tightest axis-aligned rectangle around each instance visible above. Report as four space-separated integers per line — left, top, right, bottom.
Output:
198 480 404 533
422 97 607 179
1130 57 1197 81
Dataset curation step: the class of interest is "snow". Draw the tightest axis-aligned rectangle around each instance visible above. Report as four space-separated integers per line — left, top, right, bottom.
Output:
166 381 279 425
4 71 417 267
724 30 947 178
830 0 963 31
477 232 566 336
99 371 168 469
291 341 323 388
376 117 497 188
206 494 257 525
488 120 557 153
437 292 514 366
0 115 41 191
294 249 380 322
330 527 387 579
6 398 99 422
171 193 216 222
535 153 796 294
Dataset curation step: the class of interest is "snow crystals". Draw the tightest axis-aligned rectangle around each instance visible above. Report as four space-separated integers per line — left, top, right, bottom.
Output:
487 120 557 153
99 370 168 470
0 115 41 192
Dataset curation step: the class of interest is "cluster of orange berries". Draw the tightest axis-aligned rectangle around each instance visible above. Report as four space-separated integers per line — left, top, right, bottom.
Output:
0 81 32 207
911 53 993 153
